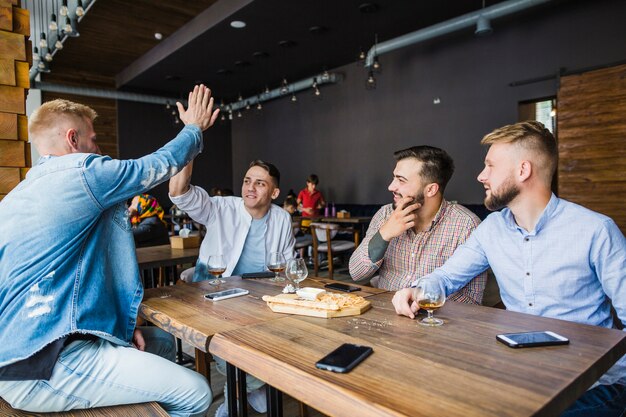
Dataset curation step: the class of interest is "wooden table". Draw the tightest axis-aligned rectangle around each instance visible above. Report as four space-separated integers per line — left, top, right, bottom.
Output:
210 292 626 417
139 276 386 377
135 244 199 287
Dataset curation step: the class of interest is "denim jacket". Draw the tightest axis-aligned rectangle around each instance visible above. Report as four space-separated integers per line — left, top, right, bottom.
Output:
0 125 203 367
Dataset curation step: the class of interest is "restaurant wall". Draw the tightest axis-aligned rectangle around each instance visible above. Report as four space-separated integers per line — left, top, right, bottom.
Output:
117 100 233 210
231 0 626 205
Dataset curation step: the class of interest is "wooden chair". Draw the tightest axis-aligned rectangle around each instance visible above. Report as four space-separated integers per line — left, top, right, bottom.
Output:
292 221 313 258
0 398 168 416
310 222 356 279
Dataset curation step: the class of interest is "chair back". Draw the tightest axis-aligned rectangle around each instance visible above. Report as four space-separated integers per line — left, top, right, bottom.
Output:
310 222 338 242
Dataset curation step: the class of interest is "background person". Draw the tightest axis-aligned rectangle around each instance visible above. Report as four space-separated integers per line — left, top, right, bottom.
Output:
297 174 326 217
128 194 170 247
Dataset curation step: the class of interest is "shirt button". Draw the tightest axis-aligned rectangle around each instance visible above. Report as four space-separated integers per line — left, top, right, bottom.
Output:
524 237 529 242
526 272 530 276
528 303 533 306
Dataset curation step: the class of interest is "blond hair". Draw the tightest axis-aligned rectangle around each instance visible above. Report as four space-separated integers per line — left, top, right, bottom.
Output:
29 99 97 141
481 121 557 182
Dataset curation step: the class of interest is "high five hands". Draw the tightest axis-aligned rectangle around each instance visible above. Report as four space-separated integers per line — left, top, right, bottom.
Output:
177 85 220 131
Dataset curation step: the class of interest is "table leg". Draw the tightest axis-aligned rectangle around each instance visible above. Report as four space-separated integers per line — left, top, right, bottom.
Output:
237 367 248 417
267 385 283 417
226 363 238 417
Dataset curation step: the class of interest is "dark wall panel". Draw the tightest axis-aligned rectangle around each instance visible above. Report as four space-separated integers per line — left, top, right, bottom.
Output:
231 0 626 205
117 100 232 209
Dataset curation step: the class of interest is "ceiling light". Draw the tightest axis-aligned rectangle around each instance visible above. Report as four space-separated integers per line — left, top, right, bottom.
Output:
75 0 85 17
39 33 47 48
154 32 163 40
291 93 297 102
245 102 250 110
55 38 63 50
60 0 68 16
366 71 376 90
44 51 53 62
33 47 40 62
237 110 242 118
256 101 262 110
280 78 289 94
49 14 58 31
230 20 246 29
63 16 72 34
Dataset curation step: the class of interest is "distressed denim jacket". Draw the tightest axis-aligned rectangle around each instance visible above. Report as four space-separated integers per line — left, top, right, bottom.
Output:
0 125 203 367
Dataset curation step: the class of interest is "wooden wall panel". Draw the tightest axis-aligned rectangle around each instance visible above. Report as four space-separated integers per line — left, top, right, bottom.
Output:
0 112 17 139
0 140 25 166
0 85 25 113
0 167 19 193
0 1 29 196
558 64 626 234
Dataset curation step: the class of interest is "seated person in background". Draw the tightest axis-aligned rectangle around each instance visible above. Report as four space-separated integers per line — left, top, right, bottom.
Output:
283 195 298 216
169 159 295 417
297 174 326 217
128 194 170 247
392 121 626 416
0 85 219 416
349 145 486 304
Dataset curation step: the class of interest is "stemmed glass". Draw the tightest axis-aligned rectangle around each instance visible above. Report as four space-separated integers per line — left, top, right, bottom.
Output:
267 252 286 282
207 255 226 286
413 278 446 326
285 258 308 290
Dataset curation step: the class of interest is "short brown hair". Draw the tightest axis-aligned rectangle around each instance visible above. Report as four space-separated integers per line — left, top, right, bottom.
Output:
249 159 280 187
481 121 557 180
393 145 455 192
306 174 319 185
29 99 97 140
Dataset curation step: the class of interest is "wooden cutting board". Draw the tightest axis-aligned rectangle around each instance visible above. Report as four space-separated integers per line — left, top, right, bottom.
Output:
264 293 371 318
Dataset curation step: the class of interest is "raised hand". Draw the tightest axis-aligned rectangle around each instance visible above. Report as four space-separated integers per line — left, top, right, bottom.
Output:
379 197 421 241
176 85 220 131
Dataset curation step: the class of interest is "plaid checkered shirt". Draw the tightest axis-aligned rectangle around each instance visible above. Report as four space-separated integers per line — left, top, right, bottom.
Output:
349 200 487 304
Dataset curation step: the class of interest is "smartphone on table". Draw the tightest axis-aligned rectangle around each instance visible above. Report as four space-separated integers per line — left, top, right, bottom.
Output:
496 331 569 348
241 271 276 279
315 343 373 373
324 283 361 293
204 288 249 301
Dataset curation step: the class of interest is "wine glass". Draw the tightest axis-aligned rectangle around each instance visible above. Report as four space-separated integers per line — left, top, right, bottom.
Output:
267 252 286 282
285 258 308 290
413 278 446 326
207 255 226 286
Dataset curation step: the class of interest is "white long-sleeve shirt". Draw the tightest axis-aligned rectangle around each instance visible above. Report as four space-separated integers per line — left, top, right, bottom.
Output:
170 185 295 276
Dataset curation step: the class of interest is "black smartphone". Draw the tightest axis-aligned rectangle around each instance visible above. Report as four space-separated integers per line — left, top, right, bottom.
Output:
241 271 276 279
324 283 361 293
315 343 373 373
496 331 569 348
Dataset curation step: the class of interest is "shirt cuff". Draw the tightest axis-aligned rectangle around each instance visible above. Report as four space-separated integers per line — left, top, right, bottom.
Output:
169 184 195 206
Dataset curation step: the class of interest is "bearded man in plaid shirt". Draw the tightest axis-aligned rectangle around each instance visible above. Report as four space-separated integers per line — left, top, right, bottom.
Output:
349 146 486 304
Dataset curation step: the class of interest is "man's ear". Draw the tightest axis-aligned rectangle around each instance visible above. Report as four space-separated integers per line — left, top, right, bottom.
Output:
271 187 280 200
65 128 79 152
519 160 532 182
425 182 439 198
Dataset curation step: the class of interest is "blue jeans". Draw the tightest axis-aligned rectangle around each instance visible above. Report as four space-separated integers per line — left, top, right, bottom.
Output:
0 328 211 417
561 384 626 417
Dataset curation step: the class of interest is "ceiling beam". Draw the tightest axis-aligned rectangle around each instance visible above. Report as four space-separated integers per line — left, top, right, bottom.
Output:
115 0 253 89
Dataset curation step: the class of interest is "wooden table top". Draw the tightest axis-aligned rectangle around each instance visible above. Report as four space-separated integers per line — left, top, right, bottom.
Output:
210 292 626 417
135 244 199 269
139 276 386 352
294 216 372 224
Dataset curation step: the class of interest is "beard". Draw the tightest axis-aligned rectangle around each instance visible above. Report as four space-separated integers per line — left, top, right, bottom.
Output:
392 189 425 210
484 176 520 211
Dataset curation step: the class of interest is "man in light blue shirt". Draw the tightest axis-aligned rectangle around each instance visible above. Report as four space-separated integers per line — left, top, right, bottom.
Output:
393 121 625 416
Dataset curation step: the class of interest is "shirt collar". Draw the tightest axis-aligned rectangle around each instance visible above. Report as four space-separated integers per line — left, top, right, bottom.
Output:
428 199 448 231
502 193 559 236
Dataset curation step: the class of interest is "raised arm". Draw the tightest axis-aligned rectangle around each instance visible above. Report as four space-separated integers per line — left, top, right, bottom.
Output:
170 160 194 197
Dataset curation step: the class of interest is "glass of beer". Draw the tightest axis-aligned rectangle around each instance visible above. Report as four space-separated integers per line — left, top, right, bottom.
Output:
207 255 226 286
267 252 286 282
413 278 446 326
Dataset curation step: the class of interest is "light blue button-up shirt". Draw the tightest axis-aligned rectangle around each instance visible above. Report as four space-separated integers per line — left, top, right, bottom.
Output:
416 194 626 385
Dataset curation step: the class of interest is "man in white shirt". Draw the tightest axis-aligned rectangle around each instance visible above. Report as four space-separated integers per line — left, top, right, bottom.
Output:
169 159 295 281
169 159 295 417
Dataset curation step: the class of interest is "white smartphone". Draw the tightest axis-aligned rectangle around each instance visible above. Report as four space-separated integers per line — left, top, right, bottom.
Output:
496 331 569 348
204 288 249 301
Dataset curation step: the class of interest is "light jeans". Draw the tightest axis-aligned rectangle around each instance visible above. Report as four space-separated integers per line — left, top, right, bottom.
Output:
0 328 211 417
